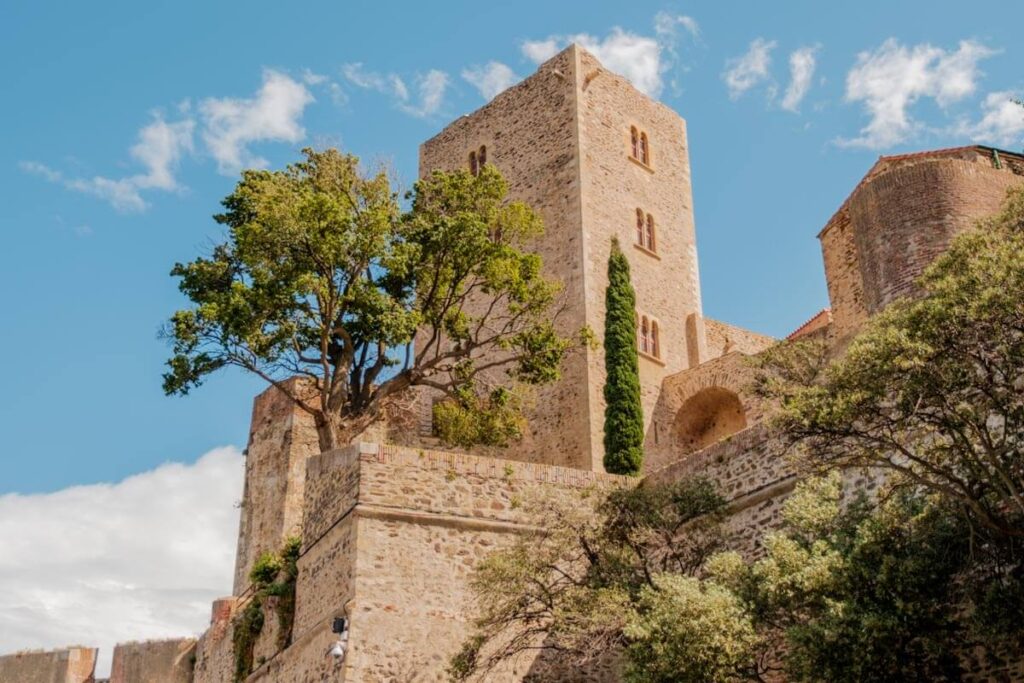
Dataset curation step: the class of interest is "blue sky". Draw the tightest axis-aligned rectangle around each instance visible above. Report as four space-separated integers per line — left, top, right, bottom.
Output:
2 1 1023 495
2 0 1024 669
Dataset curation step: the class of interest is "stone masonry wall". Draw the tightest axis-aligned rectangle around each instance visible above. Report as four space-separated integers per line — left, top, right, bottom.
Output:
109 638 196 683
202 443 628 683
233 381 320 595
575 46 704 473
704 318 776 359
418 46 592 471
849 155 1024 314
0 646 98 683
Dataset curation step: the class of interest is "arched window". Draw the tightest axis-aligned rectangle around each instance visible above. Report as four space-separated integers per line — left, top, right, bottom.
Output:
636 208 645 245
469 151 478 176
478 145 487 167
639 132 649 165
650 320 660 358
630 127 640 159
645 213 656 251
639 316 651 355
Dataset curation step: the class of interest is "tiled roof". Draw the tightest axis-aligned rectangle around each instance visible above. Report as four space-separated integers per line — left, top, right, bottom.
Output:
786 308 832 340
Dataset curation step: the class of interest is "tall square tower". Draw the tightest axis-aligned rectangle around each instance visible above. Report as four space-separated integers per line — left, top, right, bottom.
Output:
420 45 703 472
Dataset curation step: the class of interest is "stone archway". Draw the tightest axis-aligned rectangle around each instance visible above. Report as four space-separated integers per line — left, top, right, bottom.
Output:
674 386 747 454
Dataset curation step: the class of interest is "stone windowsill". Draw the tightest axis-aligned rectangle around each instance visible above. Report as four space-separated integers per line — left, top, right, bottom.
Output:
639 350 666 366
628 155 654 173
633 242 660 259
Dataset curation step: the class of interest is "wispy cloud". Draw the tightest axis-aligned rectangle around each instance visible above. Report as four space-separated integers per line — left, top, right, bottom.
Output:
723 38 777 100
781 46 820 112
0 447 243 678
200 69 314 175
462 62 520 101
954 91 1024 146
342 63 449 118
20 114 194 212
521 13 699 98
838 38 995 149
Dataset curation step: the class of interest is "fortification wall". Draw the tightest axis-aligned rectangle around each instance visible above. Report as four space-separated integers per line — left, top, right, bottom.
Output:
109 638 196 683
820 149 1024 337
849 156 1023 313
704 318 775 359
196 443 627 683
232 381 320 595
0 646 97 683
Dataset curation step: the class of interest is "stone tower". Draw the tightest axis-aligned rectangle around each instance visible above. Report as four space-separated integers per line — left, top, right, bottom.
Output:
420 45 704 472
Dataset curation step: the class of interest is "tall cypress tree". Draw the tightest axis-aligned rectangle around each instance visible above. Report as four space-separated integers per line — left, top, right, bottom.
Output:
603 239 644 475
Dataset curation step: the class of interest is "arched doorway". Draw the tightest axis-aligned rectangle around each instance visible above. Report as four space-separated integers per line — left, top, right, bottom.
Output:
674 387 747 454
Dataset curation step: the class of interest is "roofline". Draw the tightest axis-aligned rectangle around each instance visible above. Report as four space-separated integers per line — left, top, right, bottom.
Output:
816 144 1024 239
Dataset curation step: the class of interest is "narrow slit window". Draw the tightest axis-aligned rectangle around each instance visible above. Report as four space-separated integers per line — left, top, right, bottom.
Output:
478 145 487 167
631 127 640 159
639 132 649 165
636 208 645 245
650 321 660 358
640 316 651 355
469 151 478 176
645 214 656 251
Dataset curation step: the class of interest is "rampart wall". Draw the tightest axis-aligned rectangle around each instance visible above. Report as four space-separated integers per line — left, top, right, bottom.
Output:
0 646 97 683
109 638 196 683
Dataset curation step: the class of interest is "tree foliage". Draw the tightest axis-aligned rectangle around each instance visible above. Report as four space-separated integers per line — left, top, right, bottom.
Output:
759 185 1024 543
164 149 579 450
450 478 726 681
603 239 645 475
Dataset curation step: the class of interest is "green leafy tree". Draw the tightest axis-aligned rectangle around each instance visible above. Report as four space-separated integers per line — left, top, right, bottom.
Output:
450 477 726 681
603 239 644 475
759 185 1024 543
164 148 578 451
709 475 970 682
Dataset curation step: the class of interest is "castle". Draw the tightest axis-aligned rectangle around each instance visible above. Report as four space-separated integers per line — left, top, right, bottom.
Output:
4 44 1023 683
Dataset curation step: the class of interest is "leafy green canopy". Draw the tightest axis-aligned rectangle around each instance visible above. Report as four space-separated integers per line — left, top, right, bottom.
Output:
164 148 577 450
450 478 726 681
603 239 644 475
761 185 1024 542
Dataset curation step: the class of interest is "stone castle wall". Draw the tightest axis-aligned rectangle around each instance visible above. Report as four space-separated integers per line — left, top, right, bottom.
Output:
109 638 196 683
820 147 1024 339
232 380 320 595
0 646 97 683
193 443 628 683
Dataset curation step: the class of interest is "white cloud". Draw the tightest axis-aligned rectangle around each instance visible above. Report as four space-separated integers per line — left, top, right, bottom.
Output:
20 114 194 212
781 46 819 112
521 38 560 64
342 63 449 118
955 91 1024 146
200 70 314 174
723 38 777 100
654 11 699 41
0 447 244 678
521 15 698 99
461 61 520 101
839 39 995 149
199 69 311 175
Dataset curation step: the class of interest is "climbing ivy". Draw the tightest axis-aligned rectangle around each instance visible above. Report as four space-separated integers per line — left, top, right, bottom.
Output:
232 536 302 682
